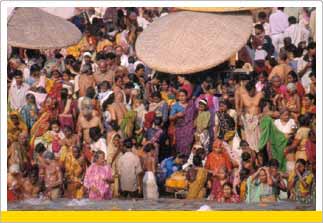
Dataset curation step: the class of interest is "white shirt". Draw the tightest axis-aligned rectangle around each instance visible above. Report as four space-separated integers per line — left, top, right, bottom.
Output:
9 82 30 111
269 10 289 35
284 24 310 46
274 119 297 134
137 16 150 29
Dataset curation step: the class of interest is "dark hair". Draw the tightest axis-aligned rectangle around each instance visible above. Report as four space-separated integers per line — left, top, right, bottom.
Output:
254 24 264 32
177 153 187 160
96 51 107 61
240 140 249 147
193 155 203 167
102 93 115 111
135 64 145 72
240 168 250 181
50 120 60 128
298 114 311 126
223 182 233 189
63 126 73 134
93 150 105 162
61 88 68 101
30 64 41 74
89 127 102 142
288 71 298 82
106 52 116 60
26 93 36 103
245 80 256 92
296 158 306 166
309 72 316 78
14 70 23 78
307 42 316 50
151 91 161 99
143 143 155 153
258 11 267 19
85 86 96 99
153 117 163 126
241 152 251 161
279 51 288 61
277 7 285 11
99 81 111 91
178 89 188 96
288 16 297 25
268 159 280 168
125 82 135 89
110 120 119 131
35 143 46 154
123 138 133 149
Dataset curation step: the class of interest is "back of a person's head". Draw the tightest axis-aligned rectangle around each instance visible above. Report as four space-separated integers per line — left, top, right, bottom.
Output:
279 51 288 61
35 143 46 154
277 7 285 11
288 16 297 25
254 24 264 32
85 86 96 99
123 138 133 149
89 126 102 141
241 152 251 161
258 11 267 20
193 155 203 167
268 159 280 168
143 143 155 153
308 41 316 50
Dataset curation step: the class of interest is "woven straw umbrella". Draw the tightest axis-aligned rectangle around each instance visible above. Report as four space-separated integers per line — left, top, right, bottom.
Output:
8 7 82 49
136 10 253 75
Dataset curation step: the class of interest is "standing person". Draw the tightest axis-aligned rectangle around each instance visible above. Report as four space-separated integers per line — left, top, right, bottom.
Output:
58 88 76 131
84 151 114 200
177 75 193 99
62 146 86 199
78 63 96 97
186 155 208 200
9 70 30 111
169 89 196 156
269 51 293 85
214 100 236 143
240 80 263 151
117 138 143 198
20 93 38 131
284 16 310 46
269 7 289 53
194 99 210 150
43 151 63 200
288 159 314 204
142 143 159 200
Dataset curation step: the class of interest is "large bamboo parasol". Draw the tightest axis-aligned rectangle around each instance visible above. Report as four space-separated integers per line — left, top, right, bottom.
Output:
8 7 82 49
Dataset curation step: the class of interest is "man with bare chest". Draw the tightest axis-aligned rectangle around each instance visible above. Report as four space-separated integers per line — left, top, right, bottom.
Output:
43 151 63 200
239 80 263 151
93 61 115 85
142 144 159 199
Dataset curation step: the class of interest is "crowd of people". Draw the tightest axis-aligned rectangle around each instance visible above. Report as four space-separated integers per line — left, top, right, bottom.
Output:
7 7 316 205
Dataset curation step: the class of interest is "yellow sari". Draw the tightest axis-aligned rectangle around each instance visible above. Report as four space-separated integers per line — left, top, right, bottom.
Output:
187 167 208 199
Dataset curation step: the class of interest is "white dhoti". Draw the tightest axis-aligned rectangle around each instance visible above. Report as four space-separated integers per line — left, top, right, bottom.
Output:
271 33 284 54
143 171 159 200
241 113 260 152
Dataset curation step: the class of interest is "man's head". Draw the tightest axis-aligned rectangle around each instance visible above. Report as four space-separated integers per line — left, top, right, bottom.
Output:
254 24 265 36
288 16 297 26
81 97 93 119
151 91 161 103
258 11 267 24
89 126 102 142
98 60 108 73
269 159 280 176
245 80 256 96
283 37 292 47
271 75 282 87
18 132 28 145
240 140 250 151
106 52 116 66
72 146 81 159
143 143 155 154
219 100 229 113
123 138 133 152
135 64 145 77
14 70 24 86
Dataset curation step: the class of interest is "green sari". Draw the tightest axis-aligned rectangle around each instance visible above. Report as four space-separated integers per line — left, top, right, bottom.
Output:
258 116 288 171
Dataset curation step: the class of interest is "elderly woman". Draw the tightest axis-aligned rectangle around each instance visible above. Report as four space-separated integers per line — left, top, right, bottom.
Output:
84 150 114 200
282 83 301 120
246 167 275 203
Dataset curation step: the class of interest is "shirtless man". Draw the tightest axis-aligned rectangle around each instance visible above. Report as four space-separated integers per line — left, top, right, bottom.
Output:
268 51 292 85
239 80 263 151
43 151 63 200
7 164 23 201
22 166 41 199
76 98 103 145
93 61 115 85
142 144 159 199
7 132 29 175
78 64 96 97
110 91 127 126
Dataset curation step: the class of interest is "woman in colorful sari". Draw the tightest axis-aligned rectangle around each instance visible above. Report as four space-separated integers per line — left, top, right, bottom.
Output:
186 155 208 199
169 89 196 156
84 151 113 200
246 167 275 203
216 182 240 203
20 93 38 131
301 93 316 115
8 111 28 145
285 114 312 162
194 99 210 151
58 88 77 131
106 133 122 198
288 159 314 204
214 100 236 143
148 91 169 125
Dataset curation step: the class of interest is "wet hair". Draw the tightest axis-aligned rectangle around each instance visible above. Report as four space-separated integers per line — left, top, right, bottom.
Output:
85 86 96 99
110 120 119 131
93 150 105 162
296 158 306 166
268 159 280 168
89 127 102 142
288 16 297 25
123 138 133 149
50 120 60 129
307 42 316 50
193 155 203 167
298 114 311 126
245 80 256 92
241 152 251 161
258 11 267 20
35 143 46 154
96 51 107 61
135 63 145 72
143 143 155 153
254 24 264 32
